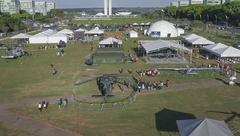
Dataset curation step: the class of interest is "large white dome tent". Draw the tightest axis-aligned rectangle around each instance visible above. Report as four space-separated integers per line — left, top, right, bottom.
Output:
147 20 183 38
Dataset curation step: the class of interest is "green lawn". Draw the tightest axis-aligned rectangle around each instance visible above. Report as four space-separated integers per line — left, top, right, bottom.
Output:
192 28 240 46
0 31 240 136
13 86 240 136
73 17 155 26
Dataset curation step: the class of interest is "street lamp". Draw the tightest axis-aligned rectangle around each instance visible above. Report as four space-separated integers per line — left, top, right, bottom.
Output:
225 15 228 27
215 14 218 25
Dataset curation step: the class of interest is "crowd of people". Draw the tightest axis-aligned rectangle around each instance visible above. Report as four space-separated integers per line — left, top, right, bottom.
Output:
137 80 170 92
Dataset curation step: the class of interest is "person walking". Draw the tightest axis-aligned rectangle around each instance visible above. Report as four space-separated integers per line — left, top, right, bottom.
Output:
38 102 43 112
58 98 63 109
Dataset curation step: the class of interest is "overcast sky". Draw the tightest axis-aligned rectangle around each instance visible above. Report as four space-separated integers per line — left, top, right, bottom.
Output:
48 0 172 9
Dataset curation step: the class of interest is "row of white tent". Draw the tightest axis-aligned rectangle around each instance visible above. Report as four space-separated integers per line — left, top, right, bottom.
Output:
183 34 215 46
11 27 105 44
203 43 240 58
11 29 73 44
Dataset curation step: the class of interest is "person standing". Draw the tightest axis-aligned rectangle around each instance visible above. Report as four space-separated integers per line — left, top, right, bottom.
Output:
38 102 43 112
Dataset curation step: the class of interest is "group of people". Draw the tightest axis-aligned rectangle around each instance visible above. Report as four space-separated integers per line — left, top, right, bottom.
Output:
138 68 159 77
38 100 49 112
58 98 68 109
137 80 170 92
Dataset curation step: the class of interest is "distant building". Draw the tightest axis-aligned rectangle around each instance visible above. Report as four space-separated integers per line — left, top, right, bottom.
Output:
19 0 35 14
189 0 204 5
0 0 20 14
204 0 222 5
35 1 47 15
170 1 179 7
46 2 55 12
179 1 190 6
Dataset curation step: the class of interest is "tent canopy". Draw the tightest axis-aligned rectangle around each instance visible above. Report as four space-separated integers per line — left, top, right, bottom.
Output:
85 27 104 35
99 37 122 45
177 118 233 136
58 29 73 35
75 28 87 32
11 33 31 39
141 40 191 54
183 34 215 45
203 43 240 58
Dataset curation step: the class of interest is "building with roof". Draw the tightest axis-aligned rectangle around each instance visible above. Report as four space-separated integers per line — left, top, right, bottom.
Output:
58 29 74 39
189 0 204 4
202 43 240 63
46 2 55 12
85 27 104 36
128 30 138 38
0 0 20 14
183 34 215 47
19 0 34 14
99 37 122 48
35 1 47 15
139 40 191 64
11 33 31 44
177 118 233 136
147 20 184 38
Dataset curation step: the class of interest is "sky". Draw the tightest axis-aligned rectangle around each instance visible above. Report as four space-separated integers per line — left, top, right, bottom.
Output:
49 0 172 9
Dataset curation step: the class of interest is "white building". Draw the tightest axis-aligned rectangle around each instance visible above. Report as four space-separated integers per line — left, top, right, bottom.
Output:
147 20 184 38
19 0 34 14
35 1 47 15
0 0 20 14
189 0 204 4
115 12 132 16
128 30 138 38
46 2 55 12
99 37 122 48
204 0 222 5
104 0 112 16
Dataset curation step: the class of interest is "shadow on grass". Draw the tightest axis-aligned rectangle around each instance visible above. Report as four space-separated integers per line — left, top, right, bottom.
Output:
155 108 196 132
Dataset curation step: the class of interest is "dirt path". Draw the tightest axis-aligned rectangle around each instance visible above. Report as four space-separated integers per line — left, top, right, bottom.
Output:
0 79 234 136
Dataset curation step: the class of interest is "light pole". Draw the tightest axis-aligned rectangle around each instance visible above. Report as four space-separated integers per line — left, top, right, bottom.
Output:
215 14 218 25
225 15 228 28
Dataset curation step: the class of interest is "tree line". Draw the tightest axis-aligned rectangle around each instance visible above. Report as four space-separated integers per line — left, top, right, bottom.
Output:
144 1 240 27
0 9 65 33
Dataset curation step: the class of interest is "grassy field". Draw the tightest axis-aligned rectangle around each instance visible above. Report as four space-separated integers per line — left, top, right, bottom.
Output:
0 123 36 136
0 24 240 136
192 28 240 46
73 17 155 26
13 86 240 136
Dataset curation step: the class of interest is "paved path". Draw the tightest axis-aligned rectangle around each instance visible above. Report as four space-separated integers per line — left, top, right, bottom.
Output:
0 79 234 136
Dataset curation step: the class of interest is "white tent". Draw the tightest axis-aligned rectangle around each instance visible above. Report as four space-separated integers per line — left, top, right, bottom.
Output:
142 40 190 54
183 34 215 46
203 43 240 58
48 33 68 44
75 28 87 32
85 27 104 35
177 118 233 136
58 29 74 39
99 37 122 45
147 20 183 38
29 29 68 44
128 30 138 38
11 33 31 39
58 29 73 35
